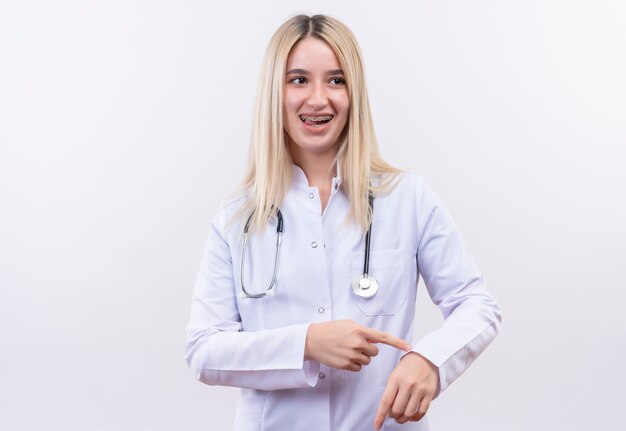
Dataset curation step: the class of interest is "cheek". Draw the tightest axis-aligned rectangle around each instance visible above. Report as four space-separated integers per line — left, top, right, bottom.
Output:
339 97 350 125
337 115 349 134
282 98 295 124
283 92 300 114
338 92 350 116
283 104 297 125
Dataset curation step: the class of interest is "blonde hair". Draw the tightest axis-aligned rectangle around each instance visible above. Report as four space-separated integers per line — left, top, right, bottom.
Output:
238 14 401 234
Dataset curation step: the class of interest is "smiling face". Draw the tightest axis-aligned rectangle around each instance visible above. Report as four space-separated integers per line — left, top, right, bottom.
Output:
283 37 350 161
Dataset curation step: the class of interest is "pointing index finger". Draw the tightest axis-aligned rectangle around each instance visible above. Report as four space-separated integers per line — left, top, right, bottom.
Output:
374 381 397 430
366 328 411 351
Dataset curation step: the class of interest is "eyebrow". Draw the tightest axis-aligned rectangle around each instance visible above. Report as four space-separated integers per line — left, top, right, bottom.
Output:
285 68 344 75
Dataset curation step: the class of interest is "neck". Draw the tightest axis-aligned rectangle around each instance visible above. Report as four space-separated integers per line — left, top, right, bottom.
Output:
290 144 337 213
290 146 338 191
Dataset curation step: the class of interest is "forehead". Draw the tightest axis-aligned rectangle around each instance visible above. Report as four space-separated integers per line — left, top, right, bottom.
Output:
286 37 342 70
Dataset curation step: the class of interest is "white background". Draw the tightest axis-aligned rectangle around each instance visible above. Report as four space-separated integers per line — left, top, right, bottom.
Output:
1 1 625 430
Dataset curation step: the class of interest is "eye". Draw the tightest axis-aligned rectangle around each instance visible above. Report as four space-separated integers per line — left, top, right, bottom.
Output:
288 76 307 85
329 77 346 85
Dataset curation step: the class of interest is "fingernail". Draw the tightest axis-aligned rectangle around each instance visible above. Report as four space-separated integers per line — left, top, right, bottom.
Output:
404 344 412 351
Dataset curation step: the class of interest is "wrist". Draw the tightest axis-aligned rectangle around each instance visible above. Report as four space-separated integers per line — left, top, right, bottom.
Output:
304 323 317 361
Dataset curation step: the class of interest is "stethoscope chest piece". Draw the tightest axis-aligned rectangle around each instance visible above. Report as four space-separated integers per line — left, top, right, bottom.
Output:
352 275 378 298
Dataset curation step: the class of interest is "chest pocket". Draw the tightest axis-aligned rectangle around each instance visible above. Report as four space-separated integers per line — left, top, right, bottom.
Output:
351 249 407 316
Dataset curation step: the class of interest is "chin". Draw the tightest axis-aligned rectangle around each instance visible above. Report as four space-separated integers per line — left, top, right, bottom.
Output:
289 139 338 156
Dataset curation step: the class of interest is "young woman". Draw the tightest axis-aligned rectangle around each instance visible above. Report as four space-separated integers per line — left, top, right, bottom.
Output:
185 14 501 431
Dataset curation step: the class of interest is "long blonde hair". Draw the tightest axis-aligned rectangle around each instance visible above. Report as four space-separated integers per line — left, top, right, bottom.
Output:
239 14 401 234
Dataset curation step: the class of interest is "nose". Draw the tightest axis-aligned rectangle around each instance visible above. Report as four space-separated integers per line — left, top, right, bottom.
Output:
306 82 328 109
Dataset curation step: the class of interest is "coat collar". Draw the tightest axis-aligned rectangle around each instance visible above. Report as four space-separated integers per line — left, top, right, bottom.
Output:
290 162 343 191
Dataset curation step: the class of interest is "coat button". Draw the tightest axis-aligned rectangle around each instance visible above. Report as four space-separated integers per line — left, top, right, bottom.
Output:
319 372 326 379
308 192 315 199
318 307 325 313
311 241 318 248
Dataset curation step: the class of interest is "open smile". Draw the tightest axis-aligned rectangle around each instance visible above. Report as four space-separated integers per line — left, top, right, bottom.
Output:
299 114 334 127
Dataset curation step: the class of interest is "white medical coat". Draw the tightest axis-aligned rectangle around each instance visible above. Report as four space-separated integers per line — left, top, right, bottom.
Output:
185 166 501 430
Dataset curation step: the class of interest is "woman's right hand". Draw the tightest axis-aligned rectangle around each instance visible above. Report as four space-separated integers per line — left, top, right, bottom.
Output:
304 319 411 371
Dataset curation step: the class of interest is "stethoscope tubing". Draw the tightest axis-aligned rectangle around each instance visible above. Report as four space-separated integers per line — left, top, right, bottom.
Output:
240 208 283 298
240 197 374 299
362 194 374 278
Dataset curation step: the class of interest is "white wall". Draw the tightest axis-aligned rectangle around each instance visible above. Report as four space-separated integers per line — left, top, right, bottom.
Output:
1 1 625 429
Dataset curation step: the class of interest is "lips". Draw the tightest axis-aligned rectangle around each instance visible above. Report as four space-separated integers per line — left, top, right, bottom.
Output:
299 114 334 126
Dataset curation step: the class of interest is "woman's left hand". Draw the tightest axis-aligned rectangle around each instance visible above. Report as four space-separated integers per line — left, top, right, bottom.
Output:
373 352 439 430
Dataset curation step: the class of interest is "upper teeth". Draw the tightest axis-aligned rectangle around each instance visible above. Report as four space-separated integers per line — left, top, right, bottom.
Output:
300 115 333 121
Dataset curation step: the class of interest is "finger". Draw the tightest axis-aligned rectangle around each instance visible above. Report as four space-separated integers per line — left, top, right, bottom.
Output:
353 352 372 366
409 394 432 422
398 393 420 423
346 361 362 372
365 328 411 351
395 412 410 425
373 383 397 430
404 392 421 417
389 387 410 419
360 342 379 358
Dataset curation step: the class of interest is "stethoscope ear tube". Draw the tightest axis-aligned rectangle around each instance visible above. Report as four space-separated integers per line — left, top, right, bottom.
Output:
240 208 283 299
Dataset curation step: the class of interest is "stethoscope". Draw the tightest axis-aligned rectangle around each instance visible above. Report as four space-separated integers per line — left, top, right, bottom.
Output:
239 195 378 299
240 208 284 299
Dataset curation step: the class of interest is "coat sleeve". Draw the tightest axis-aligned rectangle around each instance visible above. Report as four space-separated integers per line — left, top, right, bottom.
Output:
410 176 502 396
184 207 320 391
